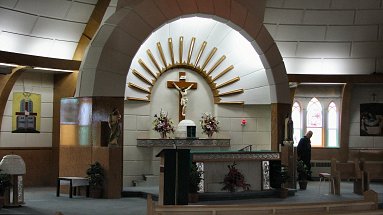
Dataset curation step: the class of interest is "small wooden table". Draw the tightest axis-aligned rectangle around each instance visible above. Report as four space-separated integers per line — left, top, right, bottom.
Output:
57 177 90 198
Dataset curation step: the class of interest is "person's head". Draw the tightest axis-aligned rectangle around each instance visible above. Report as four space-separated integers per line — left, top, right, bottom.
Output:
305 130 313 138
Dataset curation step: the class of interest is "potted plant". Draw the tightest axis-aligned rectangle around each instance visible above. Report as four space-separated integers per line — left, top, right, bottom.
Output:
189 163 203 203
0 170 11 208
86 161 104 198
279 165 290 198
221 162 250 192
297 160 309 190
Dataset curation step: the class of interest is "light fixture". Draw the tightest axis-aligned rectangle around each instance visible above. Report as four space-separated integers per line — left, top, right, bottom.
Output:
0 63 19 67
33 67 73 73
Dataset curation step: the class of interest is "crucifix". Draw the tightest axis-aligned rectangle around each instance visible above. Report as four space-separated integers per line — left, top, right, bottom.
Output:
167 72 197 121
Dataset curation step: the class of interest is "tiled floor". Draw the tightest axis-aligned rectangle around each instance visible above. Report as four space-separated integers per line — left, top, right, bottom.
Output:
0 181 382 215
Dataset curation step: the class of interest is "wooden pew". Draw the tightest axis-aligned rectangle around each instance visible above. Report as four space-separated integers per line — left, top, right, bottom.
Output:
358 150 383 182
331 159 369 195
147 190 381 215
336 150 383 195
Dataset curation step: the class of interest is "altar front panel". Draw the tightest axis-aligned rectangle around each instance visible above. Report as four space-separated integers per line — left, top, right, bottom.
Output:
203 161 262 192
192 151 280 192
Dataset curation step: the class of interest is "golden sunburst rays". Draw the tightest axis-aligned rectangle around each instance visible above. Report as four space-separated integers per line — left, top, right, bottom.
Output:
127 36 244 104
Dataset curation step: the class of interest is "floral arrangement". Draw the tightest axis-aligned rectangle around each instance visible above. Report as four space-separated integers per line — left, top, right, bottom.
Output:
200 112 220 137
221 162 250 192
153 110 175 138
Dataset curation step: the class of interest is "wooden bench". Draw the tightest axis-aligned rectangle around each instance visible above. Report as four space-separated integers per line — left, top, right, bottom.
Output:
147 190 380 215
363 161 383 181
357 150 383 182
332 149 383 195
56 177 89 198
331 159 369 195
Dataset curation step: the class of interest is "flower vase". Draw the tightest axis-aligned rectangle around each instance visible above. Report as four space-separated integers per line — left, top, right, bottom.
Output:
207 132 213 139
160 132 167 139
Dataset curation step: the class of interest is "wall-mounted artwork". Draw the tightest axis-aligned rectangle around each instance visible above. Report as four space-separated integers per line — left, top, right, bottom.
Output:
360 103 383 136
12 92 41 133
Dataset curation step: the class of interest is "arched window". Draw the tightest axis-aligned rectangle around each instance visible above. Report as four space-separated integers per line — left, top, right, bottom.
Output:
291 101 301 146
327 102 338 147
307 97 323 147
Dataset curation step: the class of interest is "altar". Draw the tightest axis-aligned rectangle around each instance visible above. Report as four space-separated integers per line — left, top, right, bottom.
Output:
191 151 281 192
137 138 281 193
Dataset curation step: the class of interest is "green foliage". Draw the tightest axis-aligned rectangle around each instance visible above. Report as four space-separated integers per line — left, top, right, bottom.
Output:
221 162 250 192
86 162 104 188
189 163 203 193
280 165 290 186
297 160 309 181
0 169 11 194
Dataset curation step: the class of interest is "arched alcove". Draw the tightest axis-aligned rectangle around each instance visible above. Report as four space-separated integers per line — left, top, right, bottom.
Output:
74 0 291 188
75 0 289 104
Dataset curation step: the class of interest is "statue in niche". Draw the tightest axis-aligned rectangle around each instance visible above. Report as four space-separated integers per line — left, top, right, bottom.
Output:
172 82 194 116
108 108 122 146
284 114 294 142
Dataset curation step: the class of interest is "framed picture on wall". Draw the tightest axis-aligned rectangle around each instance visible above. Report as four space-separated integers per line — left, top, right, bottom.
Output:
12 92 41 133
360 103 383 136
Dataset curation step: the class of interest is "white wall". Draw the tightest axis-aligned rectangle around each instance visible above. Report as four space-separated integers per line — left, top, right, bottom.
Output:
122 69 272 187
349 84 383 148
215 104 272 151
0 72 54 147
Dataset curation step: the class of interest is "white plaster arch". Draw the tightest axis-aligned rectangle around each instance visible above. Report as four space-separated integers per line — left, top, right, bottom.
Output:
76 0 290 104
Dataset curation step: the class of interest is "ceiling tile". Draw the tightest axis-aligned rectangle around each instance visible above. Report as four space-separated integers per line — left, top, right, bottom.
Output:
32 17 86 41
66 1 95 22
15 0 71 19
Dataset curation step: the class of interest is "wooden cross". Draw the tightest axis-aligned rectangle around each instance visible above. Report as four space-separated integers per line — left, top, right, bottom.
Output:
167 72 197 121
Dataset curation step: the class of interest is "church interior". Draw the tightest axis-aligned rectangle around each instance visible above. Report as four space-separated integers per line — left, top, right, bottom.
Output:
0 0 383 214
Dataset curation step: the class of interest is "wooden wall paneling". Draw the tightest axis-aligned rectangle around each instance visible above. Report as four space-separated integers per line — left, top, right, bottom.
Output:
349 149 383 161
0 148 53 186
59 146 92 177
90 97 124 198
53 72 79 185
92 146 122 199
311 148 339 160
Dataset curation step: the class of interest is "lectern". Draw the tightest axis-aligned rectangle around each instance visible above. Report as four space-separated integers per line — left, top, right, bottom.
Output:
0 155 26 207
156 149 190 205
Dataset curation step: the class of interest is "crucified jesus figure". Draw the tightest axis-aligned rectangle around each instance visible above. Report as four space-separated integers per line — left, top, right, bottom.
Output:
173 82 194 116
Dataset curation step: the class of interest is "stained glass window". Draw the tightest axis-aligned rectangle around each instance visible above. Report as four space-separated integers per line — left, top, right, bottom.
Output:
327 102 338 147
292 101 301 146
307 97 323 147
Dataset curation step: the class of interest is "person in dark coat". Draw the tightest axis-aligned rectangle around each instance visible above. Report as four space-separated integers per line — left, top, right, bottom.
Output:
297 130 313 180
